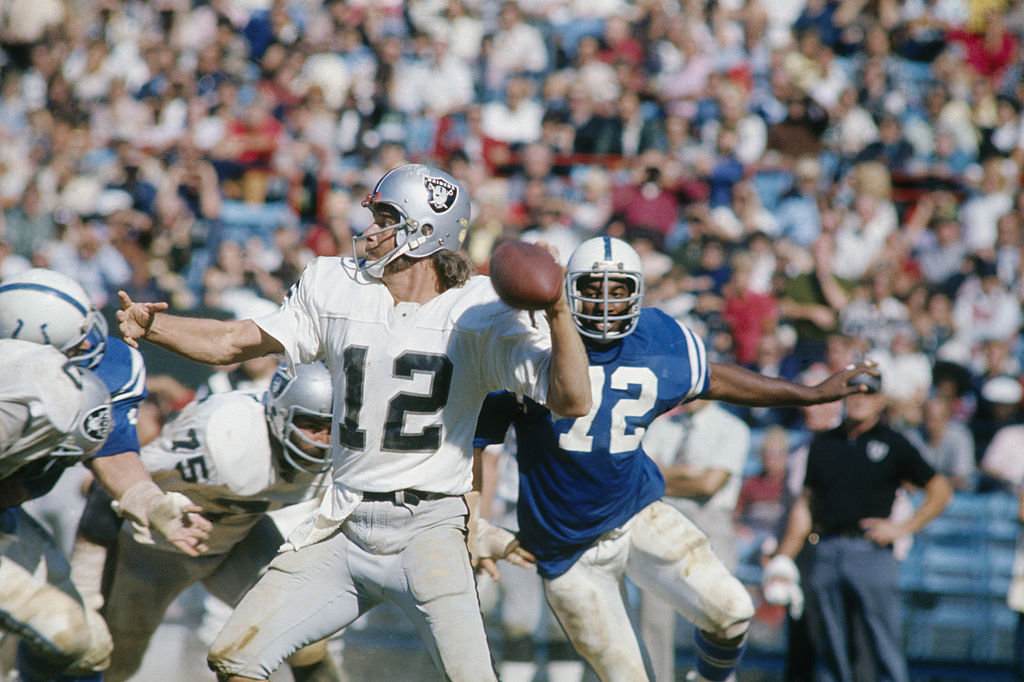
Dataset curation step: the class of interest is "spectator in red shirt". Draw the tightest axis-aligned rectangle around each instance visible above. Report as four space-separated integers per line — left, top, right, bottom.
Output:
947 7 1020 86
210 93 284 203
608 157 680 249
723 251 779 366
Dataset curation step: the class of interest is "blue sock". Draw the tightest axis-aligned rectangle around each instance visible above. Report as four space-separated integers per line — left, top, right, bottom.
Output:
693 628 746 682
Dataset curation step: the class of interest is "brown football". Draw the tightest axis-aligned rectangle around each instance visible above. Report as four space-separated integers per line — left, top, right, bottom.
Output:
488 241 563 310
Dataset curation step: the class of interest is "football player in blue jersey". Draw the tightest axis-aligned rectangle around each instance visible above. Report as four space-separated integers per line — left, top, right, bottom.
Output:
0 268 212 682
471 236 877 682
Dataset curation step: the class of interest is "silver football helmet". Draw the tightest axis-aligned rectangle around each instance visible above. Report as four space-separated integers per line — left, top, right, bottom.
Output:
0 268 108 368
51 366 113 462
265 361 334 473
354 164 470 278
565 237 644 342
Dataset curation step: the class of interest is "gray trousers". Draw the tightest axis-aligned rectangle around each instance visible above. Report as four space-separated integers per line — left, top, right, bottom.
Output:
806 536 908 682
208 495 498 681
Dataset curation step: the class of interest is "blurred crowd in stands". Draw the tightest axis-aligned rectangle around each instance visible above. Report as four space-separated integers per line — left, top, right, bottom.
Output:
0 0 1023 499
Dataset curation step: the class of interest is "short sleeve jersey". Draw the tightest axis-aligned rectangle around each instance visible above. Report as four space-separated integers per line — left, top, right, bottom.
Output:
141 391 330 554
253 257 554 495
475 309 710 579
804 421 937 531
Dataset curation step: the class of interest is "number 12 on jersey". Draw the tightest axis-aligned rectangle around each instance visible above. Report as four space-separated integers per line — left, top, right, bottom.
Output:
338 345 454 453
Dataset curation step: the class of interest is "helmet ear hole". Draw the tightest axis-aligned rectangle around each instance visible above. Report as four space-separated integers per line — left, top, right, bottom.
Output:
422 224 434 237
265 361 335 473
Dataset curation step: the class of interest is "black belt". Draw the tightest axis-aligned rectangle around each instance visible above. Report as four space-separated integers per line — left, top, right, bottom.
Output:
817 524 865 538
361 489 451 505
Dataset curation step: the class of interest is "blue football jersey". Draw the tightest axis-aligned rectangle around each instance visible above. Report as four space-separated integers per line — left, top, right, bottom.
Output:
92 336 147 459
474 308 709 579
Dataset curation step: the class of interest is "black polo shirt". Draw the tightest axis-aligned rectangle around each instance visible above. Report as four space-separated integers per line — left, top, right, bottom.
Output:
804 421 936 533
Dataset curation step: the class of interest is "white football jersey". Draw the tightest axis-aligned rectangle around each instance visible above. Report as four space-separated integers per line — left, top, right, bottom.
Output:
0 340 88 477
254 257 553 495
141 391 330 554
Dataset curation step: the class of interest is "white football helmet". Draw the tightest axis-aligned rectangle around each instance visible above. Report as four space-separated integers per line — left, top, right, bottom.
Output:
265 361 334 473
354 164 470 278
0 268 108 368
565 237 645 342
51 366 114 462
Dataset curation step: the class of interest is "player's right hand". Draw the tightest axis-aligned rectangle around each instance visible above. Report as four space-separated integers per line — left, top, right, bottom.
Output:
116 291 169 348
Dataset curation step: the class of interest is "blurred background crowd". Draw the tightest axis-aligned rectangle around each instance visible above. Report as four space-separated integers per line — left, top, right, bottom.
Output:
3 0 1024 674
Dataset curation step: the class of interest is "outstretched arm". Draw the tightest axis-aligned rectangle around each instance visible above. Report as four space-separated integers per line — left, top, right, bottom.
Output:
117 291 284 365
703 361 877 407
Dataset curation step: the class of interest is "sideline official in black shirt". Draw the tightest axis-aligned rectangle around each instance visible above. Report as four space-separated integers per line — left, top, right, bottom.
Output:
766 372 952 682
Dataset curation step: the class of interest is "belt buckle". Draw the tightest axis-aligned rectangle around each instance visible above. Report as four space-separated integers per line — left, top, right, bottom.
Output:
396 490 422 506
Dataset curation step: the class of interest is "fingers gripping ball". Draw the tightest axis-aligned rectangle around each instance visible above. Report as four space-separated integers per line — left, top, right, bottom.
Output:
489 241 562 310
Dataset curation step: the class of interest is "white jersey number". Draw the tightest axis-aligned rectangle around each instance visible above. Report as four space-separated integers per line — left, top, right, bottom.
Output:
338 346 454 452
559 365 658 454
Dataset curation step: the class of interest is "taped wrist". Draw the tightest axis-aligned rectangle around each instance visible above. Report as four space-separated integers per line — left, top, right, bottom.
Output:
111 480 164 526
111 480 192 542
465 491 518 560
69 537 108 612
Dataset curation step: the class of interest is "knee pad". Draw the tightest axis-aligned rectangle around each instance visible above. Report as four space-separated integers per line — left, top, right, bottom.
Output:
630 502 709 564
685 553 754 640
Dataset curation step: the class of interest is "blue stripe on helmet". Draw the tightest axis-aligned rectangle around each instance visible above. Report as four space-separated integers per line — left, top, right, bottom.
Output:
603 236 612 260
0 282 89 315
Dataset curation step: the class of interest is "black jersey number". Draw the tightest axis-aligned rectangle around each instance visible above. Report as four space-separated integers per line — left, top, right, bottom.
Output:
338 346 453 452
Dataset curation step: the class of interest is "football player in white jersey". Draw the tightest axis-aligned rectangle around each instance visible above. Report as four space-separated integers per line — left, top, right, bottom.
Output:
115 163 592 682
101 361 340 682
0 339 114 682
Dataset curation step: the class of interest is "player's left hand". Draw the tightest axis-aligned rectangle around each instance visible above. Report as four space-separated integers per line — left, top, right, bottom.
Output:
811 360 880 402
860 517 901 547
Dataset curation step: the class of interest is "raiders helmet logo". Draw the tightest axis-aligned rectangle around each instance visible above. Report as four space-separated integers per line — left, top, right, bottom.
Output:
424 176 457 213
270 371 290 398
866 440 890 462
83 404 113 442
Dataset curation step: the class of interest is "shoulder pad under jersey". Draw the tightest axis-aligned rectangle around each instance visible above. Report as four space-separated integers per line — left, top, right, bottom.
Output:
203 393 274 496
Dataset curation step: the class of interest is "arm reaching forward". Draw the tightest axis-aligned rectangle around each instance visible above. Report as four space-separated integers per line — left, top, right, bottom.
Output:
117 291 284 365
704 361 879 407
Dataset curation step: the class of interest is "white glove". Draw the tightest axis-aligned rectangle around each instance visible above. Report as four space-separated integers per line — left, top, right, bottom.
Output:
762 554 804 619
111 480 196 545
465 491 519 562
